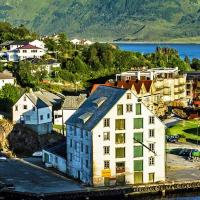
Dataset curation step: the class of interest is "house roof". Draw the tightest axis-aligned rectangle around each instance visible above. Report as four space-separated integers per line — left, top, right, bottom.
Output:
25 90 63 109
90 82 115 94
67 86 127 131
0 72 15 80
18 44 42 50
117 80 152 94
11 41 30 46
0 41 14 46
43 140 66 159
62 94 86 110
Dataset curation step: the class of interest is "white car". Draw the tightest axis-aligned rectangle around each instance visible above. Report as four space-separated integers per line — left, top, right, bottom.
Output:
0 156 7 161
32 151 42 157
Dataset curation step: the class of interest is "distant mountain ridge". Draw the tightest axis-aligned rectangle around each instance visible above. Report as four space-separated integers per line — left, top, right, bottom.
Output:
0 0 200 41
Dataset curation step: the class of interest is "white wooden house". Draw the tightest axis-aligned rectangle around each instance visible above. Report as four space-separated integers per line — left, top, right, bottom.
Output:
0 72 15 89
13 90 63 135
66 86 165 187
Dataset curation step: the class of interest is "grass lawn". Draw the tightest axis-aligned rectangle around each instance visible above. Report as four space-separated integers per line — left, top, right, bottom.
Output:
167 119 200 141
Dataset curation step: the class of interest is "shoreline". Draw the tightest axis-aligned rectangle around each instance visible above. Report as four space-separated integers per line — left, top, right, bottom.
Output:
112 41 200 45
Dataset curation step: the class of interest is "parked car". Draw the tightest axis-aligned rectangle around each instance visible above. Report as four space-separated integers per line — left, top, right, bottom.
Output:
0 156 7 161
32 151 42 157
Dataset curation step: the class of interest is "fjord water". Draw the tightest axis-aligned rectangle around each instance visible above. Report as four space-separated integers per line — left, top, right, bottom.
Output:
118 43 200 59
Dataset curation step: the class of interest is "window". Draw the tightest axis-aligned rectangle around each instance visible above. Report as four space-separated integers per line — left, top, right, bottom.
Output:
149 157 155 166
127 93 131 99
70 139 72 148
149 129 155 138
32 107 35 111
74 142 77 151
85 145 89 154
70 153 72 161
104 146 110 155
134 160 143 171
24 96 26 101
40 115 43 120
104 161 110 169
116 162 125 173
116 147 125 158
115 133 125 144
15 105 18 111
117 104 123 115
104 118 110 127
85 131 88 137
149 116 155 124
134 146 143 157
115 119 125 130
134 132 143 143
136 103 141 115
23 105 27 110
25 115 30 121
149 143 155 152
81 143 83 152
103 132 110 141
149 173 155 183
31 50 37 53
134 118 143 129
86 160 88 168
47 113 50 119
74 128 77 136
22 50 27 53
55 157 58 164
126 104 133 112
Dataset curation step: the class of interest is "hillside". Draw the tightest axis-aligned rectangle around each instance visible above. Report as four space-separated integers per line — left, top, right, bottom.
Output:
0 0 200 41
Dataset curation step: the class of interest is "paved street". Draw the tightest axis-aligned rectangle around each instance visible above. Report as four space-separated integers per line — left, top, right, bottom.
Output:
0 158 84 193
167 153 200 181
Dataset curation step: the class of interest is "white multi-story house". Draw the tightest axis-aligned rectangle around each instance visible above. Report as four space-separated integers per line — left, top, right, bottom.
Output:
1 40 46 62
13 90 63 135
66 86 165 187
0 72 15 89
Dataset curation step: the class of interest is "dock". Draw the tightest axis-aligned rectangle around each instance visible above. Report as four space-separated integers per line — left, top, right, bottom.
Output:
1 180 200 200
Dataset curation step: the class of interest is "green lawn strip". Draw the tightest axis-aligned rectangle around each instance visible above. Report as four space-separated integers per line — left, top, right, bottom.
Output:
167 120 200 141
53 124 66 131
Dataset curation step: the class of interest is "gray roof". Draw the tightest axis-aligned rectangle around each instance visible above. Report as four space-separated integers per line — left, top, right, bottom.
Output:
62 94 86 110
0 41 14 46
67 86 127 131
26 90 63 109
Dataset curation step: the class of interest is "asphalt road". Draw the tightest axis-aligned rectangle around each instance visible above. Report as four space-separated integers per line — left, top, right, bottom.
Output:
0 158 84 193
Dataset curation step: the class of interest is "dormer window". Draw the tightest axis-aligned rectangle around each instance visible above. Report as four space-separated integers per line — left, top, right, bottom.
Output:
79 112 93 123
93 97 107 107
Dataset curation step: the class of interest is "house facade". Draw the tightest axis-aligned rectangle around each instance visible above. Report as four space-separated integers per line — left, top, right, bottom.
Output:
66 86 165 187
0 72 15 89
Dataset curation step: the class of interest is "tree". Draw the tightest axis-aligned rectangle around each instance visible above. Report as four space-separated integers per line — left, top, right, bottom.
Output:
17 61 47 88
0 84 21 112
191 58 200 70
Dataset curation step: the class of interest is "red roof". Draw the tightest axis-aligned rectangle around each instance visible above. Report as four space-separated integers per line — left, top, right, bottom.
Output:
18 44 42 50
90 82 115 94
117 80 152 94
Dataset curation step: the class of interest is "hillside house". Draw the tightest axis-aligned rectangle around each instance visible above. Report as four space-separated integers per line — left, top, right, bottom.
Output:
66 86 165 186
54 94 86 126
0 71 15 89
13 90 63 135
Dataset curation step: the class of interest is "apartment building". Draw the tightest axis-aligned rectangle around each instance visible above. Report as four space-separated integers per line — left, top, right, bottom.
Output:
66 86 165 186
116 68 187 106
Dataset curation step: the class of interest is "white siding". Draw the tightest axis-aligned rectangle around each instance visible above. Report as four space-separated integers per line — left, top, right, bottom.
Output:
0 79 15 89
